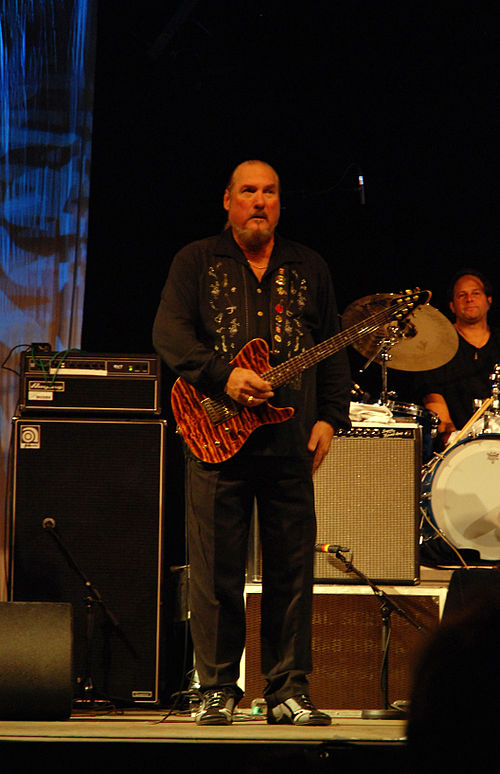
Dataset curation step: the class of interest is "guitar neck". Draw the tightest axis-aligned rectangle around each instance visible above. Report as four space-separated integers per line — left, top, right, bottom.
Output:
261 297 419 389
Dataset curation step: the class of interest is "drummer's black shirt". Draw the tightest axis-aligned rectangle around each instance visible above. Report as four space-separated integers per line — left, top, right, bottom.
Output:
417 328 500 429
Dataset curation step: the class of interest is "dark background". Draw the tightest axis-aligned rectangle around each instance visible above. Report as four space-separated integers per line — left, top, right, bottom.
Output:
81 1 499 562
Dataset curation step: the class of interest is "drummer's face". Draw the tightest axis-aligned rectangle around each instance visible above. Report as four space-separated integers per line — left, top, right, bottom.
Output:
450 275 492 325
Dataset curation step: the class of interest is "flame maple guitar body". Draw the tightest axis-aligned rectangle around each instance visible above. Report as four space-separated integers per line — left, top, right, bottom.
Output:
171 339 294 464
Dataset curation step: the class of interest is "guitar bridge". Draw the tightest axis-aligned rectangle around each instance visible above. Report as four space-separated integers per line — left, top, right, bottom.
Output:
201 394 240 425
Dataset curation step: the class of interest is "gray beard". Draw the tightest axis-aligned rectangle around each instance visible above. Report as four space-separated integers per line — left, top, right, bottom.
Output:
232 223 274 251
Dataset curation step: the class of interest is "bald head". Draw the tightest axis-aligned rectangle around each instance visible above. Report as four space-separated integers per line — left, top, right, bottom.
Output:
226 160 280 194
223 160 281 251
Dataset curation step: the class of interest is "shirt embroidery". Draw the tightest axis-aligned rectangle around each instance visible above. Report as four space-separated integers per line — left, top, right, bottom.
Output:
207 258 310 383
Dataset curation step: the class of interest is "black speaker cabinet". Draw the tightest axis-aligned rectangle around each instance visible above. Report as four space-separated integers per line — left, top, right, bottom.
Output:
313 425 422 584
10 417 166 705
0 602 73 720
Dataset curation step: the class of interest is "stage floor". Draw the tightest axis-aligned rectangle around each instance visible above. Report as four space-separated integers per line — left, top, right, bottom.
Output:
0 708 410 772
0 708 407 744
1 568 453 769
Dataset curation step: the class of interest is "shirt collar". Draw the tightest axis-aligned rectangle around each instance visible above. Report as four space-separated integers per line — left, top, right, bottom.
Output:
214 228 301 269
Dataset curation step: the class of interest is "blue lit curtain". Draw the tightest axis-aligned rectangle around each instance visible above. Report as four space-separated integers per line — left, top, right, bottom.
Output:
0 0 96 596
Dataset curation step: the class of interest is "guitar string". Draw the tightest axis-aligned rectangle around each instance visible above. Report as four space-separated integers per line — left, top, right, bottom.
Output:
201 291 428 419
261 293 427 388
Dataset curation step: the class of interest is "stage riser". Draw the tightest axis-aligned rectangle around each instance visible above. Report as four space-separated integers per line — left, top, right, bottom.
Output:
240 585 446 709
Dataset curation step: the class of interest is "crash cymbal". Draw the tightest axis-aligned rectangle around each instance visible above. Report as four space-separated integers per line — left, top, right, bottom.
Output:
342 293 459 371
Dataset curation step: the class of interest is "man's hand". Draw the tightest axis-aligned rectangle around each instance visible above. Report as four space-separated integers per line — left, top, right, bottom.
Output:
225 367 274 406
423 392 456 445
308 420 334 473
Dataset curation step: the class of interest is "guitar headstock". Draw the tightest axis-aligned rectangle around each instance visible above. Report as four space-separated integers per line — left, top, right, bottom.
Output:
390 288 431 320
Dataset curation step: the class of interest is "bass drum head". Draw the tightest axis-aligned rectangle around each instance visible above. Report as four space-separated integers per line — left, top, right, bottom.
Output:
430 435 500 561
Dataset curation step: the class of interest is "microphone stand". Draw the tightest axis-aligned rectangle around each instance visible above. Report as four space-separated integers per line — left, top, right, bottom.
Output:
325 545 427 719
43 520 137 707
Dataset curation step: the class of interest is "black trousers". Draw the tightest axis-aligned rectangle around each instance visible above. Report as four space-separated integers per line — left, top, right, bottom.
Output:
185 453 316 706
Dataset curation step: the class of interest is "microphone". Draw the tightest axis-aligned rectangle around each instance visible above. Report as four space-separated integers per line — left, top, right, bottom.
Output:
315 543 350 554
42 517 56 530
358 172 365 205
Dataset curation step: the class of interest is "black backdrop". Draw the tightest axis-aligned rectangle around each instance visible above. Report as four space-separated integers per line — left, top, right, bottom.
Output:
82 1 499 565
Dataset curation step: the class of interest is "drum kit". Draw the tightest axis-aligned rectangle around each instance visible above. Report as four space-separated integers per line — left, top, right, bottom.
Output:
343 292 500 567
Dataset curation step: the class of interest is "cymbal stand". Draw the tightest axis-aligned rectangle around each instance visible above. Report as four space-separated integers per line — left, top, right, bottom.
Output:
43 519 136 707
378 347 393 405
359 337 394 404
328 545 427 719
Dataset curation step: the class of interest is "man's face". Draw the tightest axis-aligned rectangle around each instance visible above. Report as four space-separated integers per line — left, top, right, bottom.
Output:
450 274 492 325
223 162 280 250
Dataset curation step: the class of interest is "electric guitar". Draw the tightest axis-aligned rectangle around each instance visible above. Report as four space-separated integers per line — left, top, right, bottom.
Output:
171 289 431 463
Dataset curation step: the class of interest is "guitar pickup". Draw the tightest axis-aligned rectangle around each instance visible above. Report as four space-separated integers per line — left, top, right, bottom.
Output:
201 395 240 425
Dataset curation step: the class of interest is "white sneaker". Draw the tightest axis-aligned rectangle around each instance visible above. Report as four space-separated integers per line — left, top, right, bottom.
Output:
267 694 331 726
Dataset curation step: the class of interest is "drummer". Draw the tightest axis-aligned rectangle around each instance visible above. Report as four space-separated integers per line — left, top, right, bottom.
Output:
418 269 500 446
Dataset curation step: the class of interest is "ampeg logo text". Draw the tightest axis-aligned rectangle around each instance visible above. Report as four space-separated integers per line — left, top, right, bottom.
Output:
20 425 41 449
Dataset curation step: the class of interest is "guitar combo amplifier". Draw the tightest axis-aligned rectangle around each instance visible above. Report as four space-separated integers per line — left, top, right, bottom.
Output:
19 349 161 415
248 423 422 585
313 423 422 584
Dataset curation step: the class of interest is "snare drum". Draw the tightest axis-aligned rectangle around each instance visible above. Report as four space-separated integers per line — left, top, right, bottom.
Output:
389 401 439 462
422 435 500 561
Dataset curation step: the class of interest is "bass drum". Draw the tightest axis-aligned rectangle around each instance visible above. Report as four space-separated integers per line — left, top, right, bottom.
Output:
389 401 439 462
423 435 500 561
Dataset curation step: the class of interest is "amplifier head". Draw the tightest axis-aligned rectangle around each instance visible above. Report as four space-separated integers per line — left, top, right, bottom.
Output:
19 351 161 415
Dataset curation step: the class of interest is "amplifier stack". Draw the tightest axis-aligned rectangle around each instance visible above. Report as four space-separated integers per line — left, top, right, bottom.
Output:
9 348 166 708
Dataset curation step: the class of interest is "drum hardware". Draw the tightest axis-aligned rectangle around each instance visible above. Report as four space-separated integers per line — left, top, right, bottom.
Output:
350 381 372 402
316 544 427 719
489 363 500 414
358 337 396 404
468 365 500 435
472 404 500 435
473 399 491 433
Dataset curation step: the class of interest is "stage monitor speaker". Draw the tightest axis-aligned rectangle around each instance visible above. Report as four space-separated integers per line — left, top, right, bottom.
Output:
0 602 73 720
10 417 166 706
313 425 421 584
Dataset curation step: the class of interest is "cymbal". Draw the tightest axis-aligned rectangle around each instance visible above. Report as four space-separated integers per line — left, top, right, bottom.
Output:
342 293 459 371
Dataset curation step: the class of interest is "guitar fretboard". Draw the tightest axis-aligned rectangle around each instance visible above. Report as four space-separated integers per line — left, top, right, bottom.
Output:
261 296 418 388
